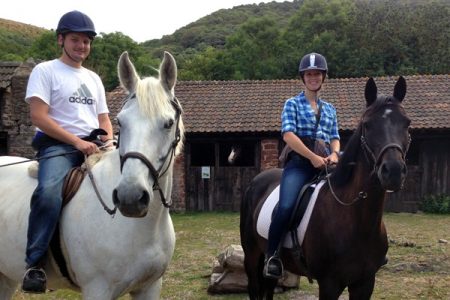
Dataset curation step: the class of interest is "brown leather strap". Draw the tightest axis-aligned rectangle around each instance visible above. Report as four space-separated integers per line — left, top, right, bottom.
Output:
61 167 86 207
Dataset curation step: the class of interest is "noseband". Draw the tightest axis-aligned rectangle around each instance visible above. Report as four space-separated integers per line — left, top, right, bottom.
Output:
117 93 182 208
360 124 411 175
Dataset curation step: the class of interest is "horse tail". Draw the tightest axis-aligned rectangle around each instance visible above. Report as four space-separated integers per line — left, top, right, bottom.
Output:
240 168 282 299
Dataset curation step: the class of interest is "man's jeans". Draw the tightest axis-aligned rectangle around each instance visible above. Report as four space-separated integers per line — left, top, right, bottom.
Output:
267 154 318 256
26 144 84 268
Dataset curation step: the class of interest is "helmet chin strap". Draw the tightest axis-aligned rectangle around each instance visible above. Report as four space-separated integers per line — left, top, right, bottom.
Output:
62 45 82 64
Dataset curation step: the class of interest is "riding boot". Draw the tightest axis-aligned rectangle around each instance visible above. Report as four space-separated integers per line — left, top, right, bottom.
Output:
22 258 47 293
22 266 46 293
263 251 284 279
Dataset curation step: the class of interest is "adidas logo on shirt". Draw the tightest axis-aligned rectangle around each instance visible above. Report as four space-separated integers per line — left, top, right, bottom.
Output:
69 83 95 105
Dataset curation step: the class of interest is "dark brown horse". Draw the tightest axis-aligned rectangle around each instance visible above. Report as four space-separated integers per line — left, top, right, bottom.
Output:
240 77 410 299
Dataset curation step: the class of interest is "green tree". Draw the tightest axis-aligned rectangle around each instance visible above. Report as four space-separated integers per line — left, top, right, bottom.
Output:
27 31 60 61
223 17 289 79
284 0 356 78
88 32 147 91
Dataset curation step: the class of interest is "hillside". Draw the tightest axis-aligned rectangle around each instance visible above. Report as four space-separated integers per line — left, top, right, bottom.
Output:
141 0 303 55
0 18 47 61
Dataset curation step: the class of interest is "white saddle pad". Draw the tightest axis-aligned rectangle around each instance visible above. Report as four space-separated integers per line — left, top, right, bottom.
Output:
256 180 326 248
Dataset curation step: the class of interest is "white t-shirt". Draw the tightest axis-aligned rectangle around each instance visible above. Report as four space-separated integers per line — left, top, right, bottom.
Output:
25 59 109 137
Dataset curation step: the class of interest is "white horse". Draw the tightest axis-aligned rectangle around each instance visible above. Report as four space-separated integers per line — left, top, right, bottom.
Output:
227 145 242 165
0 51 184 299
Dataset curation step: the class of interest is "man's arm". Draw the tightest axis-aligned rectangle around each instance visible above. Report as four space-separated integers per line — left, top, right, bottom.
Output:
29 97 98 155
98 113 113 141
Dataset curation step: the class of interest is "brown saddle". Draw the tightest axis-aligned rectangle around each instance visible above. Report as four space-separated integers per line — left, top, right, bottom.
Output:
61 167 86 207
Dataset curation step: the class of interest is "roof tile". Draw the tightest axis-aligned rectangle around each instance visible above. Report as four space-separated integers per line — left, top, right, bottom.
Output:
107 75 450 133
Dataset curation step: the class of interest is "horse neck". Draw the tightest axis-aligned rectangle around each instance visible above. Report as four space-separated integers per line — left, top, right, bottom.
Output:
329 146 386 229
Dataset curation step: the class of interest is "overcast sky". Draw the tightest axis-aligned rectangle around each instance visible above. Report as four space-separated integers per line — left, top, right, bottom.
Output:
3 0 289 43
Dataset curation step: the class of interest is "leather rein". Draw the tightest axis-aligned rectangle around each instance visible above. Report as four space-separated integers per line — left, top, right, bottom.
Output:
117 93 183 208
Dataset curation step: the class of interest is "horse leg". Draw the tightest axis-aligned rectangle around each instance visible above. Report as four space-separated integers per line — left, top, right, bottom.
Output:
347 275 375 300
129 278 162 300
81 279 116 300
243 246 264 300
317 277 346 300
0 273 17 300
262 276 278 300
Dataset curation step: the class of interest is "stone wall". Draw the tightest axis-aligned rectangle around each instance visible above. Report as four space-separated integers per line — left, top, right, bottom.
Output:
0 59 35 158
9 60 35 157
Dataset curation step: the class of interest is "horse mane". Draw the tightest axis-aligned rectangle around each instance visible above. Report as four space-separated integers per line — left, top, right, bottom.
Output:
330 124 362 187
135 77 174 120
135 76 185 154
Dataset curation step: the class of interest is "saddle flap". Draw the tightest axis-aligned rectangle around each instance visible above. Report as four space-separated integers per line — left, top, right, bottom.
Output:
256 180 326 249
61 167 86 207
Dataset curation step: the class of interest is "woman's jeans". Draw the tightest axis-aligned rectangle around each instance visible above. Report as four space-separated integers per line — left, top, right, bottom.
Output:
26 144 84 268
267 154 318 256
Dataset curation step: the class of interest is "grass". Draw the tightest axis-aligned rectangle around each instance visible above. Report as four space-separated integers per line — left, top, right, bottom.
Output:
13 212 450 299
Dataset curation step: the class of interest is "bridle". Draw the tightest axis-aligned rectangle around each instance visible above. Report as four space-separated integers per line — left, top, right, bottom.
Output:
326 108 411 206
117 92 182 208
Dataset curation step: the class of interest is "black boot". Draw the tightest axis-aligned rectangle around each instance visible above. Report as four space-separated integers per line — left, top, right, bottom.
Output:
22 267 46 293
263 253 283 279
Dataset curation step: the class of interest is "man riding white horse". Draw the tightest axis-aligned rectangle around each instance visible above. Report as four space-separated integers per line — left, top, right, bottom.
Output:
22 10 113 293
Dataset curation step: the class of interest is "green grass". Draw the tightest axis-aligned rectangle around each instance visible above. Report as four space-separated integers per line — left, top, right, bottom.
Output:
13 212 450 299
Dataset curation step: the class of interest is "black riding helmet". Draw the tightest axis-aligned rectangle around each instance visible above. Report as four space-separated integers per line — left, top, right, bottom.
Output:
298 52 328 82
56 10 96 39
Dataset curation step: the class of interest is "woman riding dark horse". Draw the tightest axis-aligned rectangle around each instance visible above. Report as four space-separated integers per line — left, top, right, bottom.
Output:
264 52 340 279
240 76 410 300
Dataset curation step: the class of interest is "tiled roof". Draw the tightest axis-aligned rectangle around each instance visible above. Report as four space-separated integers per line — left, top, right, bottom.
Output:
0 62 21 89
107 75 449 133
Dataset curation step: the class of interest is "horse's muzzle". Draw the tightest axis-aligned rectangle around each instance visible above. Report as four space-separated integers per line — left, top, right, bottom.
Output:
112 186 150 218
377 159 407 192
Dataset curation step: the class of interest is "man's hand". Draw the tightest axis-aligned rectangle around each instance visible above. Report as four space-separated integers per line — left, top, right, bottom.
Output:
74 139 99 155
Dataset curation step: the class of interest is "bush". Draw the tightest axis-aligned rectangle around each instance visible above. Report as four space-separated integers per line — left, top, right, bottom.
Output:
420 194 450 214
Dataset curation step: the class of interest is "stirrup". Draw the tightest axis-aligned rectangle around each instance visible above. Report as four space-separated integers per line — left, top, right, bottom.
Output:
263 255 284 279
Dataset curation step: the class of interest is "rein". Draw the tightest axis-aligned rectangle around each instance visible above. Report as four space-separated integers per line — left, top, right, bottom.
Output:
117 93 182 208
0 149 80 168
84 152 117 216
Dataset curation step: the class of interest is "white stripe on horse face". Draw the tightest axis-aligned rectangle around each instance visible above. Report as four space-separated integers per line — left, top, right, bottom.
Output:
382 108 393 119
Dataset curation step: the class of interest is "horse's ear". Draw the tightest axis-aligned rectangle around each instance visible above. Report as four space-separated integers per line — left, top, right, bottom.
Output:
364 77 377 107
118 51 139 94
393 76 406 102
160 51 177 92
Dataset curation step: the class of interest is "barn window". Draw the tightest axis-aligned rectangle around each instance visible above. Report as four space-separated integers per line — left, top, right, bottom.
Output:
0 131 8 155
190 142 215 166
219 141 256 167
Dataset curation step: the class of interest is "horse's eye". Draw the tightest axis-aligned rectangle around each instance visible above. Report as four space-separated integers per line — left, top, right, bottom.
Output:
164 119 174 129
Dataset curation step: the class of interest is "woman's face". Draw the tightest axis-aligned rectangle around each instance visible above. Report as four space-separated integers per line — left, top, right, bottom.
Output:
303 70 324 92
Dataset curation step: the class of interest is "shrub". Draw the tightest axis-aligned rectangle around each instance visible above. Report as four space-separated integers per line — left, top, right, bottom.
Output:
420 194 450 214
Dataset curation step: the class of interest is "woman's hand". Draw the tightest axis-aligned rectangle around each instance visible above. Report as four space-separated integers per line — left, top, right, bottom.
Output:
310 154 327 169
326 151 339 165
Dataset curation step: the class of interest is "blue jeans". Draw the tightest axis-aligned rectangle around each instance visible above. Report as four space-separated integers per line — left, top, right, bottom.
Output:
26 144 84 268
267 154 318 256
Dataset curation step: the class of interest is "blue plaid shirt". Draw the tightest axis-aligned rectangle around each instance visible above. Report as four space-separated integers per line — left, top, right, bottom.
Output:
281 91 340 144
